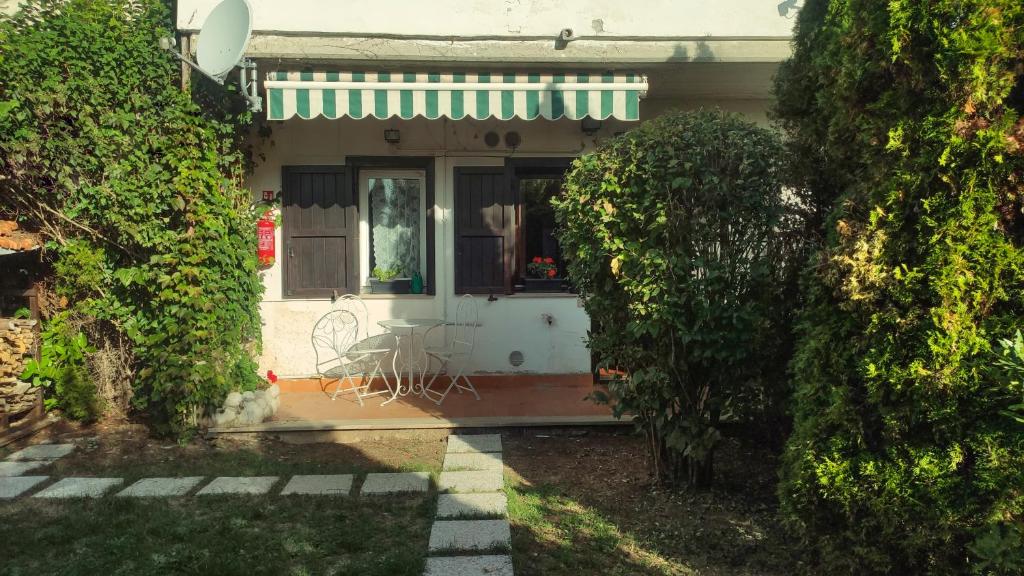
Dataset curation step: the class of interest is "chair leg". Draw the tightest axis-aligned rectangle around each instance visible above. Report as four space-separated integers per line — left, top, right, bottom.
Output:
449 364 480 400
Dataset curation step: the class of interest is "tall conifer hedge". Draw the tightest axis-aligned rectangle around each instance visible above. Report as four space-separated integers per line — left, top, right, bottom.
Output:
776 1 1024 573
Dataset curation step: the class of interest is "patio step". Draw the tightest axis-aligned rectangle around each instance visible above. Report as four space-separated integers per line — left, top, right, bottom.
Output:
424 555 514 576
428 519 511 553
446 434 502 454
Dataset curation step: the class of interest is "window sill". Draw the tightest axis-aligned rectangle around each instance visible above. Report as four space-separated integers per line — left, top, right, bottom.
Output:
504 292 579 299
357 293 436 300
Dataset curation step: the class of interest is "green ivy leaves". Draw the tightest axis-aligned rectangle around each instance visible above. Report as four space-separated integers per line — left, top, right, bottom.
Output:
1 0 264 435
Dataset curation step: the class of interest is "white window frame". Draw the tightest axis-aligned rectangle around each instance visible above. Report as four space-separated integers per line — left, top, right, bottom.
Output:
358 169 428 286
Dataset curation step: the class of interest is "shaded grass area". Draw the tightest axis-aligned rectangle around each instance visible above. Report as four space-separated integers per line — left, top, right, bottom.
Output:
1 428 444 481
504 432 798 576
0 427 444 576
0 494 432 576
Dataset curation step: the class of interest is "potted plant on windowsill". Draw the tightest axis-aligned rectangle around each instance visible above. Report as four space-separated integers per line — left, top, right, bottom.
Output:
368 267 411 294
524 256 566 292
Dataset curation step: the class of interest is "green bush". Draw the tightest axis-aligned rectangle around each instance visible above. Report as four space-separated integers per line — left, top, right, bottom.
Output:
775 0 1024 573
0 0 263 434
553 109 802 487
21 313 101 422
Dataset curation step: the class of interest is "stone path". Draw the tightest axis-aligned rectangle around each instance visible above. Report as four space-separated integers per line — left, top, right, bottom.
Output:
425 434 514 575
3 436 518 573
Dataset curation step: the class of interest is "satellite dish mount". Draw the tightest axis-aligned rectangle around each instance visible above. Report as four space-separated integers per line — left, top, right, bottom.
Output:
160 0 261 112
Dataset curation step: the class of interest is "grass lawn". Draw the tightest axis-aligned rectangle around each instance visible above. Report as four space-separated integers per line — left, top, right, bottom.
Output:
503 431 798 576
0 428 443 576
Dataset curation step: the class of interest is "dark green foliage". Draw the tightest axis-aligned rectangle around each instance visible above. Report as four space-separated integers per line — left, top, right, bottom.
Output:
0 0 263 433
21 313 101 421
554 110 801 487
775 1 1024 573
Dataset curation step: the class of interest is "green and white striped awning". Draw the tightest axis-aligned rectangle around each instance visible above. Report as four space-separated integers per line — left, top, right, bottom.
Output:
265 72 648 121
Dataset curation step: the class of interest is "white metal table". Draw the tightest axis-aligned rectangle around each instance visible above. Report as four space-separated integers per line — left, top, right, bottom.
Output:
378 318 445 404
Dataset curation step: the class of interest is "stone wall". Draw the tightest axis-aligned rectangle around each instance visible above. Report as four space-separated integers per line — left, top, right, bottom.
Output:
0 318 39 415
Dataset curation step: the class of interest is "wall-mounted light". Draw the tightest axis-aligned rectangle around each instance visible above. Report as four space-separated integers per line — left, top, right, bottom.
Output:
504 131 522 149
383 129 401 144
581 117 603 136
484 131 501 147
554 28 574 50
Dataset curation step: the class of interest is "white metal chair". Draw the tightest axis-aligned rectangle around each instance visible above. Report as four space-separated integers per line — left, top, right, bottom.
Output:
422 294 480 405
311 309 396 405
332 294 380 338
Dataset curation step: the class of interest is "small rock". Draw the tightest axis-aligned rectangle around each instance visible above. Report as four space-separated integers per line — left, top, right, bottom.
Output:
212 410 237 428
224 392 243 408
241 391 255 401
267 384 280 398
240 401 263 425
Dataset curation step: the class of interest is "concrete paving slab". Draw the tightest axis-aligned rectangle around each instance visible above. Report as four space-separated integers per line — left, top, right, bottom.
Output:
424 555 514 576
443 451 503 472
446 434 502 454
360 472 429 495
33 477 122 499
280 474 353 496
196 476 278 496
436 493 508 518
438 470 504 493
428 519 511 552
5 443 75 461
0 476 48 499
0 461 48 477
117 477 205 497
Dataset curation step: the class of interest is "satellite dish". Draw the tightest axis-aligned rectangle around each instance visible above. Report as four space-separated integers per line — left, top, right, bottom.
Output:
195 0 253 80
159 0 261 111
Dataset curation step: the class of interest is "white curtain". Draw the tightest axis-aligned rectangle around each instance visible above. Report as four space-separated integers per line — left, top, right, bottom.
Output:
370 178 421 277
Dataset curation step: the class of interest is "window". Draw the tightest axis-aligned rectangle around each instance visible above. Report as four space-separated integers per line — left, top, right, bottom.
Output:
283 158 435 298
453 159 570 295
360 171 427 282
514 174 566 291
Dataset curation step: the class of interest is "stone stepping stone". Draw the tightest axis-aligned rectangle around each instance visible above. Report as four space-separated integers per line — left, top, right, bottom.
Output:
196 476 278 496
446 434 502 454
281 474 353 496
34 477 122 499
0 476 48 499
438 470 504 493
428 519 511 553
361 472 430 495
0 461 48 477
437 493 508 519
118 477 205 497
424 555 514 576
443 451 503 472
5 443 75 461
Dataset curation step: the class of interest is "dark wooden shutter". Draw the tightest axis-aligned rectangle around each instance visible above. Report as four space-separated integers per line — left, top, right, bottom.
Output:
454 167 513 294
282 166 357 298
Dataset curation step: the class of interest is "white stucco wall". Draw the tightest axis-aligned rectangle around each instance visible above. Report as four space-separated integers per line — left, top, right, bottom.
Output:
251 99 772 378
178 0 796 38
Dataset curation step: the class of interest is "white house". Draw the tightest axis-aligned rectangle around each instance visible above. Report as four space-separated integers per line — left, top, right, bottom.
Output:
176 0 797 384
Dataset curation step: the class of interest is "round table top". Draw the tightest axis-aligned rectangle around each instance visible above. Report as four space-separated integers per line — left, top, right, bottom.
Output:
378 318 445 330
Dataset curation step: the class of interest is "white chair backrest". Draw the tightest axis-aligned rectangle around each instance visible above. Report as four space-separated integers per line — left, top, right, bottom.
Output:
332 294 370 339
453 294 477 355
311 309 359 374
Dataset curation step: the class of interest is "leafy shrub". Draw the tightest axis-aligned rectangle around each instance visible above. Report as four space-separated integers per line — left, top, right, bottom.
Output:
553 109 802 487
0 0 263 434
775 0 1024 573
22 313 101 422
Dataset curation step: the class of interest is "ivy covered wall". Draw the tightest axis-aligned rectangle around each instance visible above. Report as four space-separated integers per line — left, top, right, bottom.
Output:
0 0 264 433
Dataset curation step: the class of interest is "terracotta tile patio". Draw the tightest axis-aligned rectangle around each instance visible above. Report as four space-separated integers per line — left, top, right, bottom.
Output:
248 374 619 431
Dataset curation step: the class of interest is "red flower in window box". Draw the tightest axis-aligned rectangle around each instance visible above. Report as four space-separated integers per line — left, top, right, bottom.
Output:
526 255 558 279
